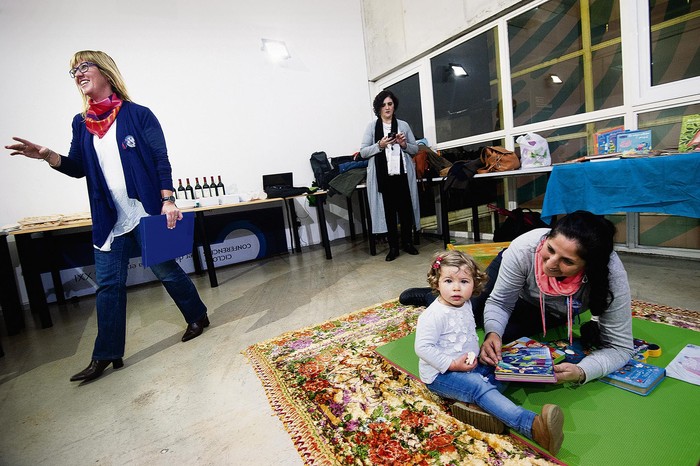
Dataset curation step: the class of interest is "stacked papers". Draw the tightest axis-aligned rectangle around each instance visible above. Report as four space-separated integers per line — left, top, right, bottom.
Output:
16 212 92 230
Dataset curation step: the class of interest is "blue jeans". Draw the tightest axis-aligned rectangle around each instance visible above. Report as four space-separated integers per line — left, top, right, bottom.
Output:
92 227 207 359
427 364 536 438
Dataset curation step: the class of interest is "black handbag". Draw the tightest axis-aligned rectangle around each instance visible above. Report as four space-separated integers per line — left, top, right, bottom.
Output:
489 204 549 241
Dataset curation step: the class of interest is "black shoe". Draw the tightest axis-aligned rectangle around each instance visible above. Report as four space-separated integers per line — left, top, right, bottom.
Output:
70 358 124 382
402 244 419 255
385 248 399 261
399 287 433 306
182 314 210 342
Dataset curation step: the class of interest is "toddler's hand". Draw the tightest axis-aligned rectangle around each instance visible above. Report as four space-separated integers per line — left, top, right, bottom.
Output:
449 352 478 372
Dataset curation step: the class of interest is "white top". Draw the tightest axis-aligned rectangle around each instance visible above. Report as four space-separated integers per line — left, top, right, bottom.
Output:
383 122 402 175
414 298 481 384
93 122 147 251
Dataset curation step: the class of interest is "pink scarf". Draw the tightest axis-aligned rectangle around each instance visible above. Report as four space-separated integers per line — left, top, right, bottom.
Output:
85 93 123 138
534 238 585 344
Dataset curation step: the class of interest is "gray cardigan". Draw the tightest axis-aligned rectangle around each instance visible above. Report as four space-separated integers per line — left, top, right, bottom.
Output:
483 228 635 382
358 118 420 234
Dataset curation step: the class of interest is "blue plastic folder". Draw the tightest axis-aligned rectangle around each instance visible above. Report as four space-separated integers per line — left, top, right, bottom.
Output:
139 212 195 267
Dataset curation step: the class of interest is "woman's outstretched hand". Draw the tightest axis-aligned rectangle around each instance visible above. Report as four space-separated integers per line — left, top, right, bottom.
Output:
5 137 50 160
479 332 503 366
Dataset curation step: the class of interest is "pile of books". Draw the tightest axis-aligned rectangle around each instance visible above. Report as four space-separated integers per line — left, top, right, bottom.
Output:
495 338 557 383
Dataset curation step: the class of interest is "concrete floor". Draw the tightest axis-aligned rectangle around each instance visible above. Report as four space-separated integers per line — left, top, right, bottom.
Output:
1 235 698 465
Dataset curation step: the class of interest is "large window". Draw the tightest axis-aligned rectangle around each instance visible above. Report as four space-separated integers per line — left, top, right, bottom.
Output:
385 74 424 140
508 0 622 126
649 0 700 86
431 29 500 142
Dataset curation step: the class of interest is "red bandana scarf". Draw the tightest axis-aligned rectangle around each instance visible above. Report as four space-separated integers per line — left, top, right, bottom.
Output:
534 238 585 344
85 93 123 138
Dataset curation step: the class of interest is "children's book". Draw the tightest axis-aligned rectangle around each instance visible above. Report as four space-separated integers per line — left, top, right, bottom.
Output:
616 130 652 155
502 336 566 363
495 345 556 383
600 360 665 396
678 114 700 152
546 339 588 364
544 336 650 365
665 344 700 386
594 126 625 154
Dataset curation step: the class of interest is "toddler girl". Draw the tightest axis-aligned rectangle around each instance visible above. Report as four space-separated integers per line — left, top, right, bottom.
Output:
414 250 565 456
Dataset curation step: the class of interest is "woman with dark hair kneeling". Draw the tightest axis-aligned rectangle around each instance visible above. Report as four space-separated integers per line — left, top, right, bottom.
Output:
476 210 635 385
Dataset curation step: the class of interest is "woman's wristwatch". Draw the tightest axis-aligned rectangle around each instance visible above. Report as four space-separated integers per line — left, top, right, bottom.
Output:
161 195 176 203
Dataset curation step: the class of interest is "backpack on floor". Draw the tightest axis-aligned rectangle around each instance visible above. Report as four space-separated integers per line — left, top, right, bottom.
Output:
488 204 550 241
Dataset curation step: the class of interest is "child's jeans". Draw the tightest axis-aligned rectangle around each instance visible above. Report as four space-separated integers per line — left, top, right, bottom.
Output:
427 364 536 438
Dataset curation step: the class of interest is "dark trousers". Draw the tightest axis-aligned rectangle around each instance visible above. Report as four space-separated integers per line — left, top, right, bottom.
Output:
93 227 207 359
380 174 414 250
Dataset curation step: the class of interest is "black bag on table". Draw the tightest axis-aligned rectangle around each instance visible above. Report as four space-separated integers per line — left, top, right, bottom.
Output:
443 159 483 191
310 151 338 189
265 186 309 199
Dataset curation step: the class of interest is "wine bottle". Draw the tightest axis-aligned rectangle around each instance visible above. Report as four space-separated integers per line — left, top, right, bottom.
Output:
210 176 218 196
217 175 226 195
194 177 203 199
176 179 186 200
185 178 195 200
201 177 210 198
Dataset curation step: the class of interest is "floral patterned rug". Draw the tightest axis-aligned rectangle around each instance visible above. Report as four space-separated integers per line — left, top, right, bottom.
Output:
630 299 700 331
244 300 697 465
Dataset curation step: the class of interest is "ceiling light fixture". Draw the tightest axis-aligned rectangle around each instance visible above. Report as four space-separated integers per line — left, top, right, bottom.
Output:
261 39 290 61
449 63 468 77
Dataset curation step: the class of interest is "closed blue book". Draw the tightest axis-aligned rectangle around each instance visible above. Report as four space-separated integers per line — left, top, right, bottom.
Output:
600 360 665 396
139 212 195 268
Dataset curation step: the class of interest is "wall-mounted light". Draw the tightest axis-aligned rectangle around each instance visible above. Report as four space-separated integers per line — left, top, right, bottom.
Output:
549 74 563 84
449 63 468 77
261 39 290 61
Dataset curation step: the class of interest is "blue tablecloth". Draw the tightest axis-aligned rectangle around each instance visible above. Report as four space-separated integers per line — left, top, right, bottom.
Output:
541 152 700 224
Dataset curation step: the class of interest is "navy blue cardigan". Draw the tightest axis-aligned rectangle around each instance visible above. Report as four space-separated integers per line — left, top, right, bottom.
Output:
55 101 175 248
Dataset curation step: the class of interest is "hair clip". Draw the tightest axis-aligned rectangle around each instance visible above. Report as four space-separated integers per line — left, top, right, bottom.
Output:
432 256 443 269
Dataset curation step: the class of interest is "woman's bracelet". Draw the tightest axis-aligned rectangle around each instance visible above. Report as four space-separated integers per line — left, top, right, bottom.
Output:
43 150 60 168
576 365 586 384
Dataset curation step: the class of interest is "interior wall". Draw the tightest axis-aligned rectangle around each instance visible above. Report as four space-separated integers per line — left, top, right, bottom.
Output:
0 0 370 230
361 0 524 80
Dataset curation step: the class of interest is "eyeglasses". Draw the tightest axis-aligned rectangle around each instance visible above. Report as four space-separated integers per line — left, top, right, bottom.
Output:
69 62 98 78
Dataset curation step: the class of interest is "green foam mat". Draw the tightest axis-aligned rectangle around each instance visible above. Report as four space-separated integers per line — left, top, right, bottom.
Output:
376 318 700 465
